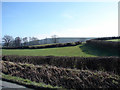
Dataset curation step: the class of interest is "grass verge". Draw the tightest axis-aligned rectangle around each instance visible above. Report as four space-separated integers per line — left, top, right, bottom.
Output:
1 73 62 89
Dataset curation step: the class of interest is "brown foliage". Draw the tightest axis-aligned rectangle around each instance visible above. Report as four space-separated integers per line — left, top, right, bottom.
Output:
1 61 120 88
2 55 120 75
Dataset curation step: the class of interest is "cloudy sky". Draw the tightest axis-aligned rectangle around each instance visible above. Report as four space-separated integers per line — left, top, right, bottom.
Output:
2 2 118 39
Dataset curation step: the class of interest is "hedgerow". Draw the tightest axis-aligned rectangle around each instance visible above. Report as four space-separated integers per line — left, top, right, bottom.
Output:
92 36 120 40
2 41 82 49
86 39 120 53
1 61 120 88
2 55 120 75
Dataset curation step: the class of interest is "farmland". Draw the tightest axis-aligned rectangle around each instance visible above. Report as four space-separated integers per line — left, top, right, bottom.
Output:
2 44 93 57
2 1 120 89
2 38 120 89
2 43 119 57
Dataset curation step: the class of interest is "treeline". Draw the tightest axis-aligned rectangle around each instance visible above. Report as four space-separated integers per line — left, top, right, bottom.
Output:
2 41 82 49
2 55 120 75
2 35 60 48
2 35 39 47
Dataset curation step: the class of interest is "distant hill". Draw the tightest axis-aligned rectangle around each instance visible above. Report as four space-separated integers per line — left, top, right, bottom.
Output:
38 37 95 45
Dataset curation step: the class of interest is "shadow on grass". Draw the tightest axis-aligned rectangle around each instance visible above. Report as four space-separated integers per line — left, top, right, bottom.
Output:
79 44 119 57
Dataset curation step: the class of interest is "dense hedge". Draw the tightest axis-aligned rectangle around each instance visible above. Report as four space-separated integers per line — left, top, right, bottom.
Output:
2 41 82 49
2 55 120 75
92 36 120 40
86 39 120 52
1 61 120 88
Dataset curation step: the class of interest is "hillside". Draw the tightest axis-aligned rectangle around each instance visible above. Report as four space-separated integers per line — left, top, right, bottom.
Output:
106 39 120 42
2 39 120 89
2 43 119 57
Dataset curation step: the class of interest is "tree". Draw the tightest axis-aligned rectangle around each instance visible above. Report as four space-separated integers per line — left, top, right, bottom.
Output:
23 37 28 46
2 35 14 47
29 37 39 45
14 37 22 47
51 35 58 43
44 37 48 44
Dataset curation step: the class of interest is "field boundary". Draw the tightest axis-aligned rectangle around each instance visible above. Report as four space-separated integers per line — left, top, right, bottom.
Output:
2 41 82 49
2 55 120 75
1 61 120 88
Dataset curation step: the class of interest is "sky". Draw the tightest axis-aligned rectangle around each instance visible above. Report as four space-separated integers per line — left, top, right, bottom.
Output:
2 2 118 39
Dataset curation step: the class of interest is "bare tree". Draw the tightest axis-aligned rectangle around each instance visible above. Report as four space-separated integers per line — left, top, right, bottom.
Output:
29 37 32 42
2 35 14 47
29 37 39 45
14 37 22 47
44 37 48 44
31 37 38 41
51 35 58 43
23 37 28 46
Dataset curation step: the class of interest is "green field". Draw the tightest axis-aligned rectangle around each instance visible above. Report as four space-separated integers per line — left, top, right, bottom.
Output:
2 44 119 57
3 44 94 57
106 39 120 42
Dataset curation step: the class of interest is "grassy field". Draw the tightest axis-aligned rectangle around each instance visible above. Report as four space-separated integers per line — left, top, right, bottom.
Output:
3 44 94 57
106 39 120 42
2 43 119 57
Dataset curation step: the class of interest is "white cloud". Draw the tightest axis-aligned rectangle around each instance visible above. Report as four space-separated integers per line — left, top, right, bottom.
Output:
35 17 118 40
51 18 118 38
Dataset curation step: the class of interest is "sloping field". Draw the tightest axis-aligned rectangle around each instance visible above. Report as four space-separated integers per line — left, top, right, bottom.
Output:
2 44 119 57
2 45 95 57
106 39 120 42
2 38 120 89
